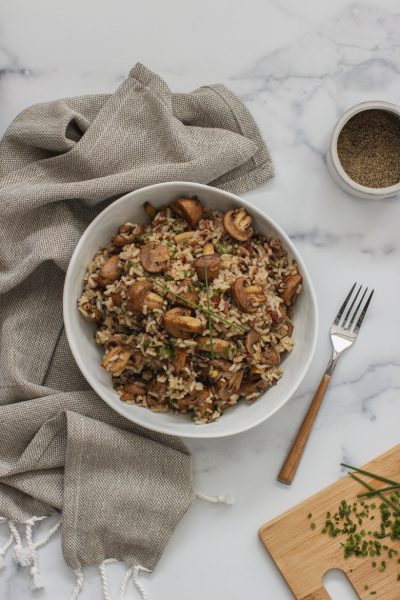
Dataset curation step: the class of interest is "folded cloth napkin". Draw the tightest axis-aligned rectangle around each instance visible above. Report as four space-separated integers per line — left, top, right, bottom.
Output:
0 63 273 594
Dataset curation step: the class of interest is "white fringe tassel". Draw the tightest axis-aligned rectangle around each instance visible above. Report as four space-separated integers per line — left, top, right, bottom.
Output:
119 565 151 600
99 562 112 600
0 533 13 570
2 517 61 590
195 490 235 505
69 568 84 600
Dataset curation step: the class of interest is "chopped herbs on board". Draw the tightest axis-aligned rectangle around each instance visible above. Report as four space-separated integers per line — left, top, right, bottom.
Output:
308 463 400 593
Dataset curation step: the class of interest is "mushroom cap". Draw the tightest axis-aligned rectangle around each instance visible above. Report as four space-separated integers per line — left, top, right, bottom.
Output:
97 255 122 287
196 337 230 354
245 328 260 355
163 307 204 339
215 370 243 401
231 277 266 313
126 280 153 312
194 253 221 282
281 273 303 306
223 208 253 241
170 198 203 228
140 242 169 273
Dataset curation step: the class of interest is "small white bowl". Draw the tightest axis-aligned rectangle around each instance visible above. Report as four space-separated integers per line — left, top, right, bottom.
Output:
327 100 400 199
63 182 318 438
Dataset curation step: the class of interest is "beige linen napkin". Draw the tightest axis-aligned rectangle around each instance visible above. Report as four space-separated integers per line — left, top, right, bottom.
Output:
0 63 273 594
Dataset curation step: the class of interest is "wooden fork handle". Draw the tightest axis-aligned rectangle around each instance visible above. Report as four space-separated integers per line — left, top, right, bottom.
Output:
278 373 331 485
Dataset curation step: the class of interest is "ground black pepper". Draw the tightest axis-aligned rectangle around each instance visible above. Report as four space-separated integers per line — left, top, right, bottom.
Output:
337 109 400 188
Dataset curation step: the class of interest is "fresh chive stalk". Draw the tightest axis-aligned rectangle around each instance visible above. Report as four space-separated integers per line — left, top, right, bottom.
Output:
203 260 215 360
149 277 247 333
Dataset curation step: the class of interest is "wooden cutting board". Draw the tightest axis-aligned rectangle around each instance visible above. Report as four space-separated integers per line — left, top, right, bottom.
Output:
259 445 400 599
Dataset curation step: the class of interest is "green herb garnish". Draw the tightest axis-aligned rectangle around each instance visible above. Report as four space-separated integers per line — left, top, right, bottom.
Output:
149 278 247 333
203 260 214 360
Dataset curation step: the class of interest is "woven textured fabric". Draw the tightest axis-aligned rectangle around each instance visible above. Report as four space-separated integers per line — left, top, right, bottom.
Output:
0 63 273 571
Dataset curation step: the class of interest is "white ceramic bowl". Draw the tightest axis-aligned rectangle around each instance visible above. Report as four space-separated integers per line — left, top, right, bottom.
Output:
64 182 318 438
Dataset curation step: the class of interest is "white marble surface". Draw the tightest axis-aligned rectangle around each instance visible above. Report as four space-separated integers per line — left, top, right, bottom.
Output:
1 1 400 599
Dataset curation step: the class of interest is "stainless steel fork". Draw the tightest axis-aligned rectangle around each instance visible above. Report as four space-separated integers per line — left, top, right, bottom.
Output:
278 283 374 485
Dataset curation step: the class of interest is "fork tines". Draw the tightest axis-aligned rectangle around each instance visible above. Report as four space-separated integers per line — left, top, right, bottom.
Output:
334 283 374 333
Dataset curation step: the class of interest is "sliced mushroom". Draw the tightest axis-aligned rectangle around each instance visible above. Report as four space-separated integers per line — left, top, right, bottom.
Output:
194 253 220 282
120 381 146 402
223 208 253 241
140 243 169 273
208 359 233 381
281 273 302 306
147 379 167 400
231 277 266 312
126 280 163 313
127 350 145 372
174 231 195 244
101 346 131 375
263 346 281 367
170 197 203 228
241 378 271 399
203 243 215 256
79 301 101 323
110 291 123 307
215 370 243 401
97 255 122 287
113 223 145 247
143 201 157 220
147 380 169 410
172 348 189 373
285 319 294 337
269 303 286 326
196 338 231 354
163 307 204 339
177 388 212 411
245 328 260 355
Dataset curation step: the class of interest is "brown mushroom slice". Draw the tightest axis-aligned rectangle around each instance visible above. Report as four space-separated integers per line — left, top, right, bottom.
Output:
127 280 164 313
110 291 123 307
163 307 204 339
241 378 271 399
263 346 281 367
177 388 212 411
223 208 253 241
174 231 195 244
147 380 169 410
101 346 131 375
79 301 101 323
194 254 220 282
281 273 303 306
114 223 145 247
170 198 203 228
245 328 260 355
120 381 146 402
285 319 294 338
196 338 231 354
172 348 189 373
215 370 243 401
140 243 169 273
126 280 152 312
97 255 122 287
231 277 266 313
208 359 232 381
143 201 157 220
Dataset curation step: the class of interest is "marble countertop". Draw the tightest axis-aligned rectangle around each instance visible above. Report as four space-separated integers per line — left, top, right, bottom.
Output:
1 1 400 599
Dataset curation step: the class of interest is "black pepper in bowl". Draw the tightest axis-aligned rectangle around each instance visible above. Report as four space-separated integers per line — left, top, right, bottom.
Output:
337 109 400 188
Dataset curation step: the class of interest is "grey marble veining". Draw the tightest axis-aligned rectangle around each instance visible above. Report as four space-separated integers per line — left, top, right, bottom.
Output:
1 1 400 599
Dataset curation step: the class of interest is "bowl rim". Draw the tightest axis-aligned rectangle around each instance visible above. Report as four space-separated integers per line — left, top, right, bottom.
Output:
329 100 400 196
63 181 318 438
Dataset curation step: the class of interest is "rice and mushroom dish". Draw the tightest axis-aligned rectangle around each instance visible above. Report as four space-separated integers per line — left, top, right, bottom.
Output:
78 198 303 424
